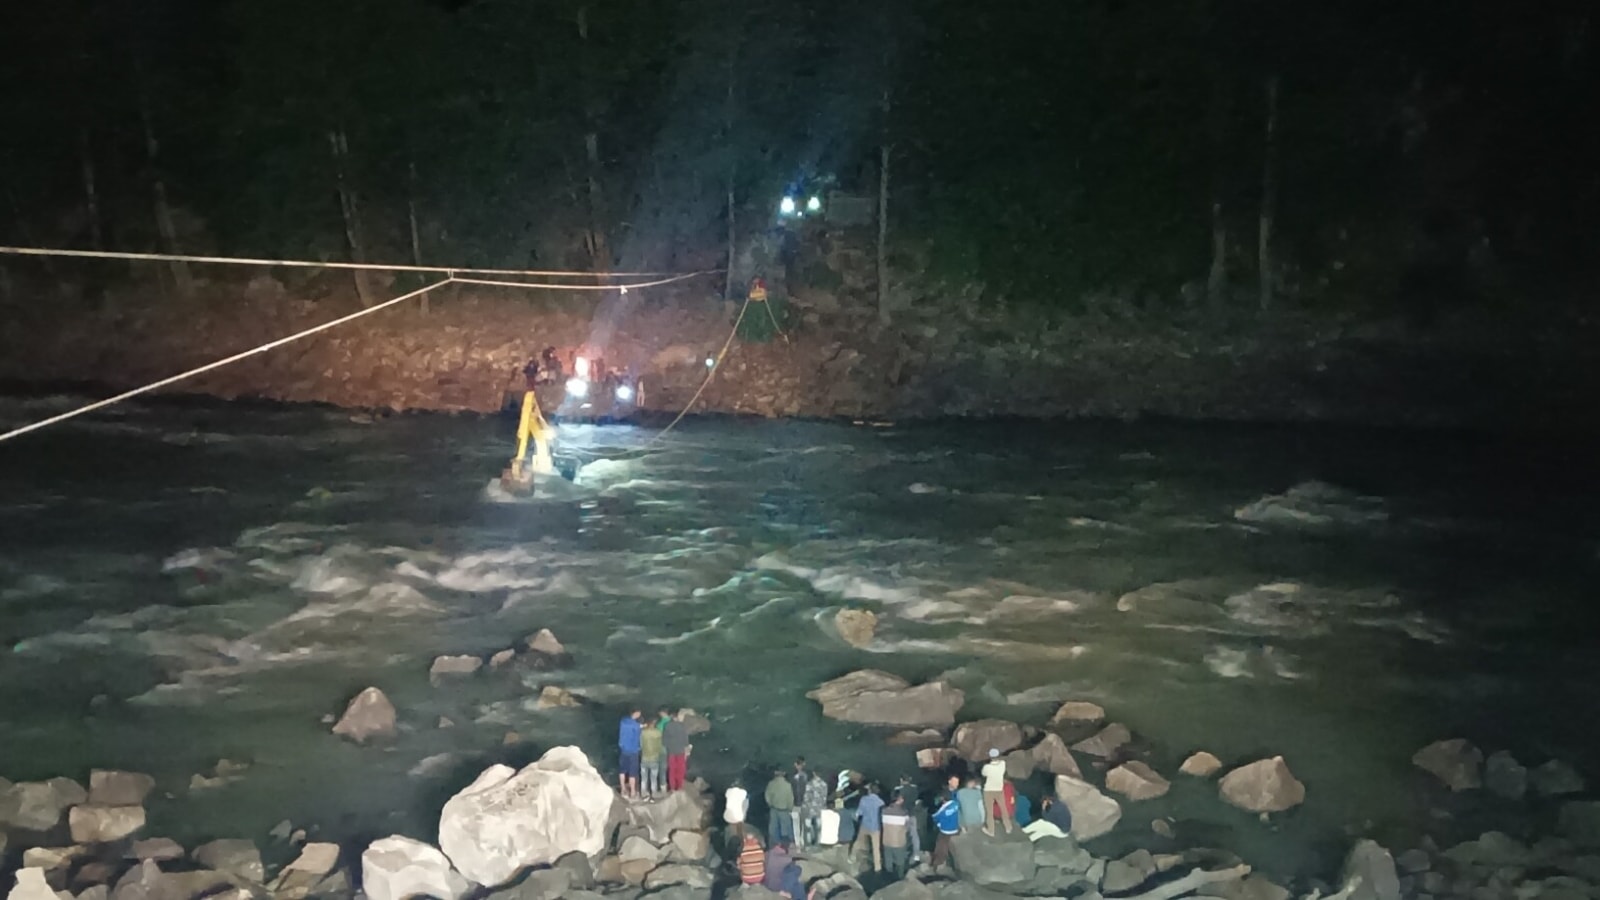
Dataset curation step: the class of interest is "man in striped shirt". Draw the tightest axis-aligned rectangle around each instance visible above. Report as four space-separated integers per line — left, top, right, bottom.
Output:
880 794 922 879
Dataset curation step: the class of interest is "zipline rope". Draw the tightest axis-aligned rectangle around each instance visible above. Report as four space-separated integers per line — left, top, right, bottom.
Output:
449 271 716 291
641 292 756 449
0 245 714 279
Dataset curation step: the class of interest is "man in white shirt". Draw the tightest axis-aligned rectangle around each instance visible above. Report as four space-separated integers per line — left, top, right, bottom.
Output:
725 781 750 841
980 748 1014 836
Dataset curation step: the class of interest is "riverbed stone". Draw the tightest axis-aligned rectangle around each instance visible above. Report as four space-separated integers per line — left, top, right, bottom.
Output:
1484 752 1527 801
489 649 516 669
10 869 58 900
618 859 654 886
834 609 878 648
110 860 230 900
438 746 616 886
620 836 664 864
1342 840 1402 900
536 686 580 709
1054 775 1122 841
621 784 713 844
22 846 85 873
69 806 145 843
1106 761 1170 801
281 842 341 877
1219 757 1305 813
331 686 397 743
362 836 467 900
1048 702 1105 727
1071 723 1131 759
1102 849 1158 893
917 748 957 769
669 830 710 862
949 831 1037 887
643 865 713 891
193 840 264 883
1181 752 1225 777
1413 739 1483 792
1004 750 1036 780
430 655 483 682
1533 761 1586 797
1444 832 1533 868
807 670 965 728
1200 874 1292 900
1031 837 1093 873
1 779 88 832
128 839 184 863
887 729 945 747
87 772 156 808
523 629 572 668
1031 733 1083 778
1396 849 1432 874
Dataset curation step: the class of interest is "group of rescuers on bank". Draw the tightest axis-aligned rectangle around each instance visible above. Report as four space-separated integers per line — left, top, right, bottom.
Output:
617 709 1078 898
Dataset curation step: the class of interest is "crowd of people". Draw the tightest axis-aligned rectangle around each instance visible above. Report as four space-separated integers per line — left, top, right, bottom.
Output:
615 713 1079 895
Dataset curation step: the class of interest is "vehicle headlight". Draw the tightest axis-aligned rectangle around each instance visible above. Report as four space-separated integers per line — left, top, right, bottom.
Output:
779 196 797 216
565 378 589 398
615 384 634 402
705 356 716 369
807 195 822 213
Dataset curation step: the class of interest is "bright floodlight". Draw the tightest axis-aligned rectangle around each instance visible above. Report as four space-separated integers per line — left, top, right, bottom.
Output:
807 195 822 212
705 356 716 369
779 196 797 216
574 356 591 379
566 377 589 398
615 384 634 402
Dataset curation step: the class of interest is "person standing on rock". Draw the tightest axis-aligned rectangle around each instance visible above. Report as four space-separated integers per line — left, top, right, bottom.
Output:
725 779 750 842
789 758 809 846
981 748 1015 836
852 781 886 871
801 768 829 847
931 791 962 874
766 766 797 846
880 794 921 879
663 709 692 791
618 708 643 799
956 776 985 834
639 712 666 799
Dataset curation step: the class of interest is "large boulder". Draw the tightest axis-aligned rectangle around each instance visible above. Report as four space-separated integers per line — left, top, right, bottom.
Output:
1533 761 1586 797
949 832 1038 887
833 609 878 648
1105 762 1170 801
362 836 467 900
1031 837 1093 873
523 630 572 668
1102 849 1158 893
1219 757 1305 813
438 747 617 886
88 772 156 807
1559 802 1600 848
1054 775 1122 841
807 671 964 728
1071 724 1131 759
620 785 713 844
1048 702 1105 728
1411 739 1482 792
332 687 397 743
669 830 710 863
953 720 1027 762
1341 840 1401 900
69 806 146 843
111 860 230 900
430 655 483 682
0 778 88 831
1484 751 1527 801
193 840 264 883
9 869 57 900
1031 734 1083 778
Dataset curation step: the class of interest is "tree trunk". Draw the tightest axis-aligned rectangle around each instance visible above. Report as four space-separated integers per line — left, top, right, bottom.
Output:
1205 72 1229 310
408 155 428 314
575 5 611 276
138 81 193 297
877 87 892 325
328 127 375 307
1258 74 1280 312
1208 201 1228 308
79 126 104 251
722 38 738 303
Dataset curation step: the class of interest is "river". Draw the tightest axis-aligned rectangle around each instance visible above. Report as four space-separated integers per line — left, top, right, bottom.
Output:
2 394 1596 882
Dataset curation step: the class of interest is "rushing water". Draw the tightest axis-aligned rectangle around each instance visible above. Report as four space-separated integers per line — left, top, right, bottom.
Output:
2 395 1597 881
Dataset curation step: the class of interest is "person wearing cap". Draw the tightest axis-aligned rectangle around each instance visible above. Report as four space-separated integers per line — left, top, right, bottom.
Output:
980 748 1014 836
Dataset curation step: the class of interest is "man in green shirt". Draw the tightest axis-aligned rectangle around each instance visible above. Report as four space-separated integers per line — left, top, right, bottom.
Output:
765 767 796 846
640 715 666 798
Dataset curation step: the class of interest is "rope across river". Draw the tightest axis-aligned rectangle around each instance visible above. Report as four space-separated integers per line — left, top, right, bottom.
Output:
0 246 738 446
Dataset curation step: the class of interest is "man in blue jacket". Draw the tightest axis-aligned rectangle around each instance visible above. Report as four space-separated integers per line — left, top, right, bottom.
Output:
930 792 962 874
617 708 643 800
852 782 886 871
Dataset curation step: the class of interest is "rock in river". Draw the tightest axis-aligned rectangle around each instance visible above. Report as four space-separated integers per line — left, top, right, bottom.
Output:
10 869 59 900
1048 701 1105 727
88 771 156 807
807 670 965 728
1032 734 1083 778
332 687 397 743
833 609 878 648
1412 739 1482 792
1484 751 1527 800
438 746 616 886
362 836 467 900
430 655 483 682
1054 775 1122 841
1533 760 1586 797
1071 723 1131 759
70 805 146 843
953 720 1027 761
1 778 88 832
1219 756 1305 813
1106 762 1170 801
1180 752 1224 778
1341 840 1401 900
949 831 1037 887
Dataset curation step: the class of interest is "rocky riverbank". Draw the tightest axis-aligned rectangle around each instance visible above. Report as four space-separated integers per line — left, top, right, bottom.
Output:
3 275 1600 428
6 622 1598 900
